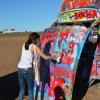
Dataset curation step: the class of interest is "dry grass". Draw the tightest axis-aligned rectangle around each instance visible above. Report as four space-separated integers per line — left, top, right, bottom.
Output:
0 33 29 76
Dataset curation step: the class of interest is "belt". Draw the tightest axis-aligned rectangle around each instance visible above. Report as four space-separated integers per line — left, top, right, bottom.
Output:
18 67 32 71
24 68 29 71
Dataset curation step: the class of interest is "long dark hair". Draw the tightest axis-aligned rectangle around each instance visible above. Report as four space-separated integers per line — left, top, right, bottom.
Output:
25 32 40 50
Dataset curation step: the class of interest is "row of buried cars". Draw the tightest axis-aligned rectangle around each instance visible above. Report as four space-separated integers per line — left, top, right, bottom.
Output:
35 0 100 100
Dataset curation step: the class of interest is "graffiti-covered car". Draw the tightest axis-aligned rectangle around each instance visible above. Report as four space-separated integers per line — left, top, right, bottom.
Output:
35 0 100 100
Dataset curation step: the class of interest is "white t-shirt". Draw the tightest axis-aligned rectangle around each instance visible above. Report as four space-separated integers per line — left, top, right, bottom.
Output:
18 44 34 69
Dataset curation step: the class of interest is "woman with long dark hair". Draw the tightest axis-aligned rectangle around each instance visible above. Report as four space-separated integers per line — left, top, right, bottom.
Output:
17 32 61 100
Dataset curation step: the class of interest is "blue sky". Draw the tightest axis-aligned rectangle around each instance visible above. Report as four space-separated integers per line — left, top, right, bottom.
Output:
0 0 62 32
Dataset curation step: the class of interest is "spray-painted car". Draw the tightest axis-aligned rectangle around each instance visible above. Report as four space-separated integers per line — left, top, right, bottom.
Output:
35 0 100 100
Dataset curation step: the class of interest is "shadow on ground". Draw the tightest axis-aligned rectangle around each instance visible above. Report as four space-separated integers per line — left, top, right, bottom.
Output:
0 72 23 100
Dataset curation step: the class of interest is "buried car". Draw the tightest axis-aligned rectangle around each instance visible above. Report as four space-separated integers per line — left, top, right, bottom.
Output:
34 0 100 100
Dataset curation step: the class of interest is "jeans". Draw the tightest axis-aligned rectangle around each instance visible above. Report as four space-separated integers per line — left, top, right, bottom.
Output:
18 67 34 100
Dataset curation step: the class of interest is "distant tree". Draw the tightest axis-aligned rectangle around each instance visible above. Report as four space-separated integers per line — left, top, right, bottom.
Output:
0 31 2 33
25 30 29 32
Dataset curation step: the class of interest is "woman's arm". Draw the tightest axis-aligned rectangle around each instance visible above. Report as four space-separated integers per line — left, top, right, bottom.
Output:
35 45 61 60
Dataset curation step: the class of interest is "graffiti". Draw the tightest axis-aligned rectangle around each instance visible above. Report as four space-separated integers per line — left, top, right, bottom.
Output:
49 62 74 99
75 10 98 20
39 19 99 99
54 32 69 53
61 0 93 10
58 8 99 23
91 42 100 78
33 0 100 99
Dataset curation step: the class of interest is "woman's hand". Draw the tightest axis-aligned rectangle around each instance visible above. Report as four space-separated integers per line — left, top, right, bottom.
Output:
55 52 62 58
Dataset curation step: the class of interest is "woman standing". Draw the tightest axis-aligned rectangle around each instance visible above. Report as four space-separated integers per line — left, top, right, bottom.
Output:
17 32 61 100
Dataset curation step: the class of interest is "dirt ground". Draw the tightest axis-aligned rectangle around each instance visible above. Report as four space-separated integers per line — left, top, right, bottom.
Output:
0 33 100 100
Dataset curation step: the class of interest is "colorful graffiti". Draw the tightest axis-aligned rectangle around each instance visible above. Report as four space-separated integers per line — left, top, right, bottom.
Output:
33 0 100 99
36 19 100 100
75 9 98 19
39 25 88 99
90 42 100 79
58 8 100 23
61 0 98 11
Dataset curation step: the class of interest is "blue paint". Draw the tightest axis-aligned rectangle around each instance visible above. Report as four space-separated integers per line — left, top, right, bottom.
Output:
56 63 70 69
53 32 69 53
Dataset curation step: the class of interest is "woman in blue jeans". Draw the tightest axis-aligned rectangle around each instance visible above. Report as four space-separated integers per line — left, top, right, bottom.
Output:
18 32 61 100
